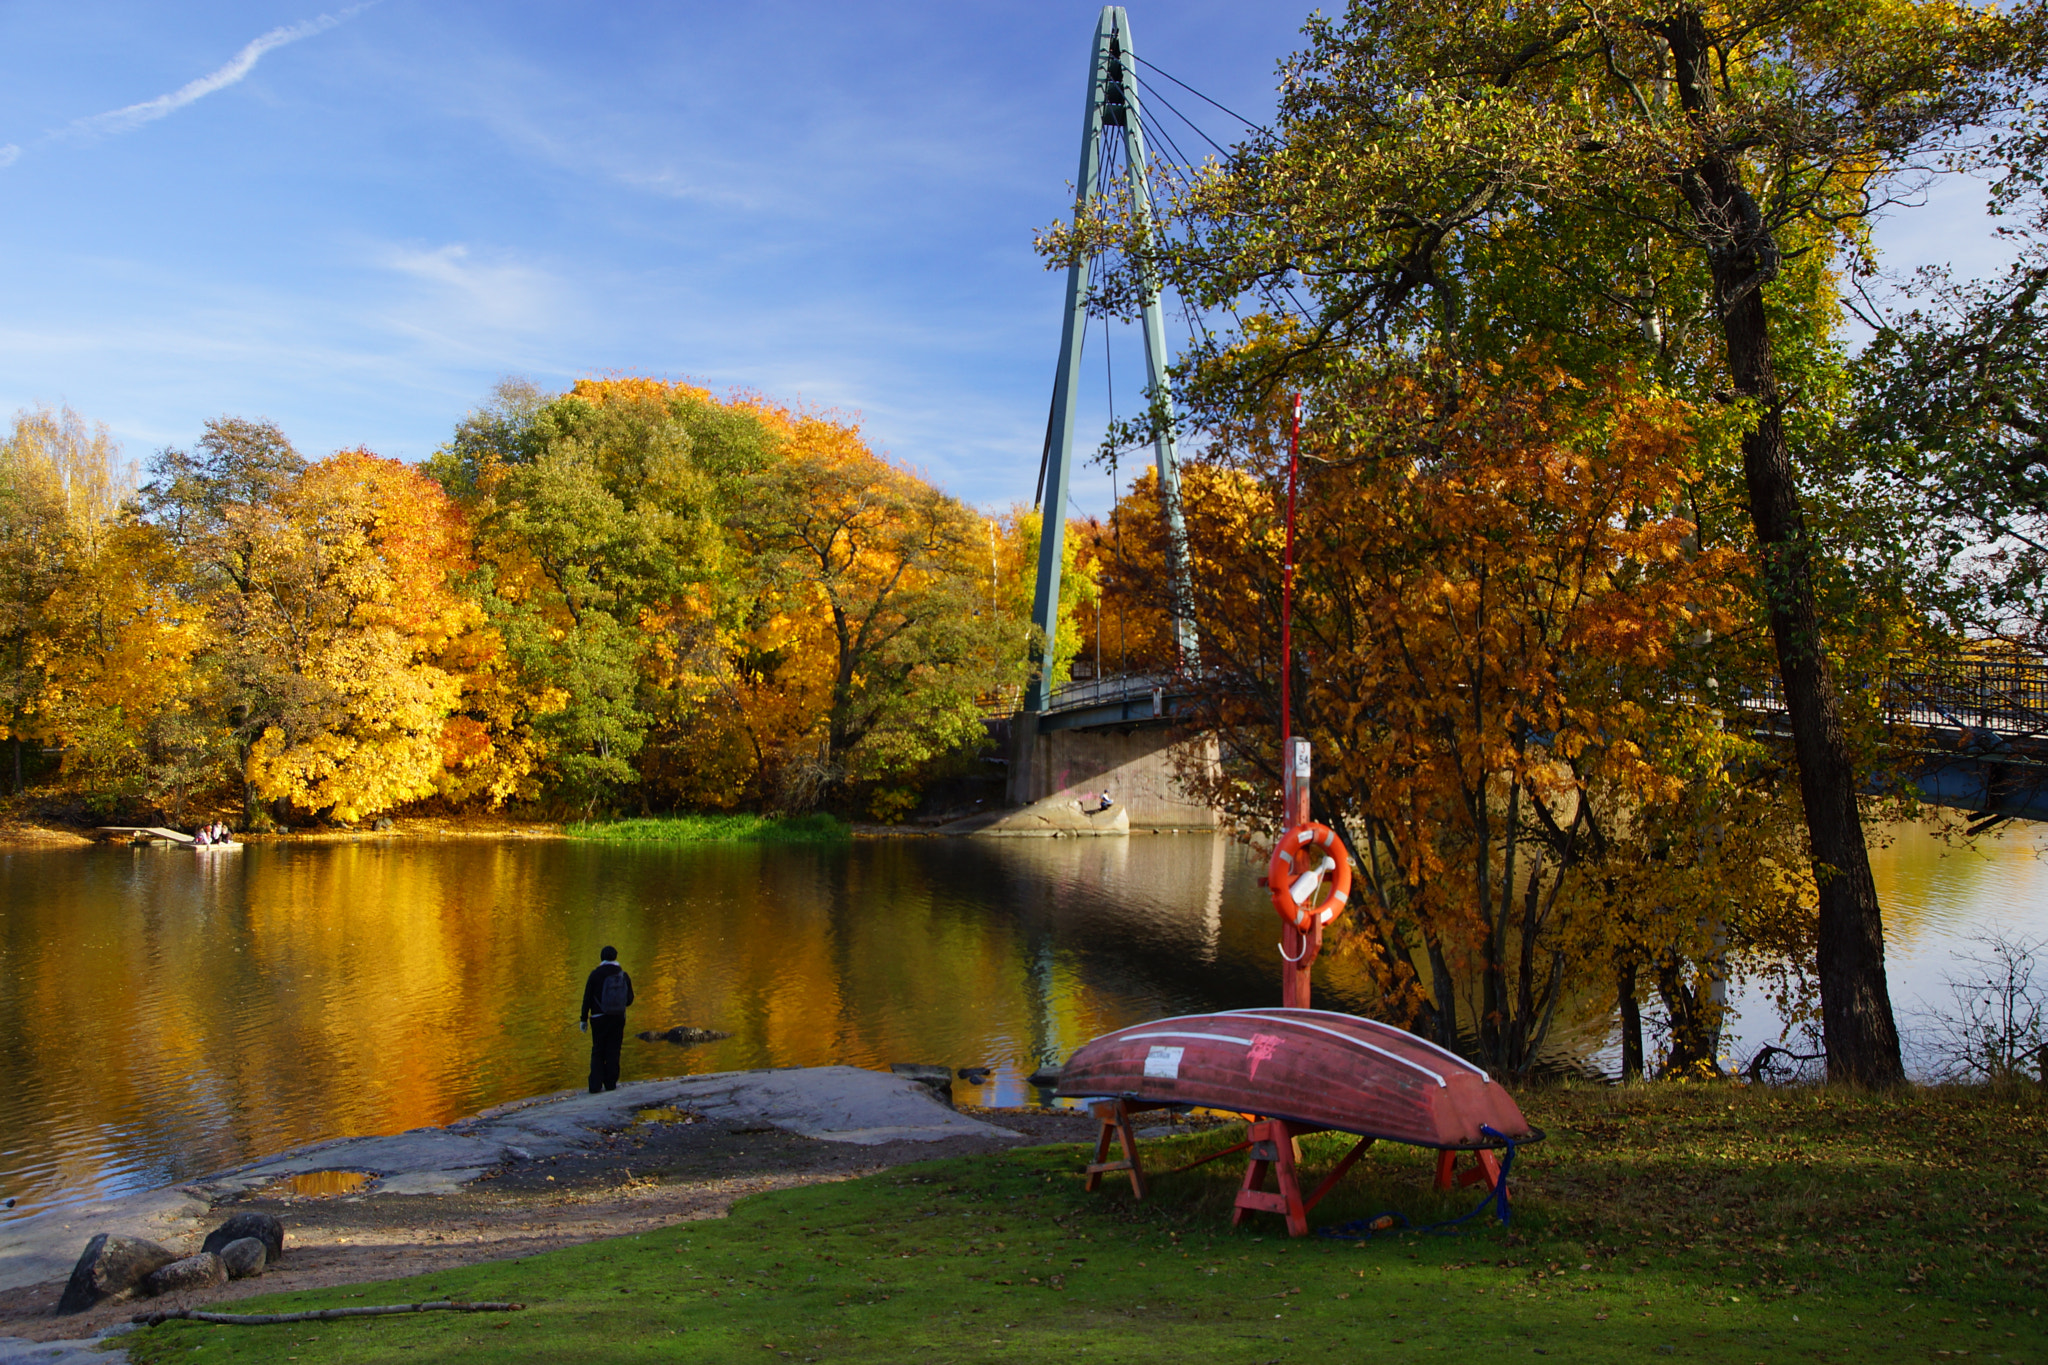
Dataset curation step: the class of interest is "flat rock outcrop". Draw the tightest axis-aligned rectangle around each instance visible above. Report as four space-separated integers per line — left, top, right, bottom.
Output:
967 796 1129 837
5 1065 1017 1298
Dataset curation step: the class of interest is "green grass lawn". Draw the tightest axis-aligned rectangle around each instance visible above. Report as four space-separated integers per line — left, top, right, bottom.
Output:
564 813 850 844
125 1083 2047 1364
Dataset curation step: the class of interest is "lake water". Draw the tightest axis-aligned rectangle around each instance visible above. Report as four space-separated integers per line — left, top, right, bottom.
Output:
1 823 2041 1226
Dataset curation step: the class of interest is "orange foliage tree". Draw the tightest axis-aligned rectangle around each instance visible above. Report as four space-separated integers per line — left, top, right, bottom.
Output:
1134 362 1803 1075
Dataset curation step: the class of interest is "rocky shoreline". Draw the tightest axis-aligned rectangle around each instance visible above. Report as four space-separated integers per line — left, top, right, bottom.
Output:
0 1066 1115 1350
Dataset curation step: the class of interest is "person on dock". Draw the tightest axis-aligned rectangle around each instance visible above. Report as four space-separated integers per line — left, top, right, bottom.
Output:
578 946 634 1093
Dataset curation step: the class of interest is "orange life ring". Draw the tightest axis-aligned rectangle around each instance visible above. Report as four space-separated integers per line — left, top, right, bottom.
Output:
1267 822 1352 932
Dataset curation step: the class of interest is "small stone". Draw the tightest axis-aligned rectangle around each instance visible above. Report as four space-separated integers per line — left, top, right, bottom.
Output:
218 1237 267 1279
201 1210 285 1262
373 816 394 831
635 1025 732 1045
56 1233 178 1314
141 1252 228 1297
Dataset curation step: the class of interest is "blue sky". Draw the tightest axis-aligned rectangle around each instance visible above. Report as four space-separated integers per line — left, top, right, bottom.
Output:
0 1 2017 517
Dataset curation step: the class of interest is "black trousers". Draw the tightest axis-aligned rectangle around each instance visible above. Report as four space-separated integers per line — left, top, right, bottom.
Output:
588 1015 626 1093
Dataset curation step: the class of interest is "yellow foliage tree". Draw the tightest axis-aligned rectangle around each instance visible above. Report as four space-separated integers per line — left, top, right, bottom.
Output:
239 451 483 823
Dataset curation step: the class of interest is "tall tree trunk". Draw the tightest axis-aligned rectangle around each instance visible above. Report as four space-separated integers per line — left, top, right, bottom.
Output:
1618 958 1645 1082
1670 7 1904 1086
1424 932 1459 1053
1656 953 1721 1078
1718 276 1903 1086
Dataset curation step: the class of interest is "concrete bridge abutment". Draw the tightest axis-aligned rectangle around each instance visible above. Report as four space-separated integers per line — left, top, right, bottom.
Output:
1006 713 1220 830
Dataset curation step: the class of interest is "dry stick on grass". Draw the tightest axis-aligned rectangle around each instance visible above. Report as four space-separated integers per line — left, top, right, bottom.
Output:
135 1301 525 1327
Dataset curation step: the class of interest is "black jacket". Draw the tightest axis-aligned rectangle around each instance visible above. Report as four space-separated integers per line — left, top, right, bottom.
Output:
580 962 634 1022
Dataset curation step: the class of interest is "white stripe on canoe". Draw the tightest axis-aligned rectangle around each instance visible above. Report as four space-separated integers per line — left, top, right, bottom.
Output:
1120 1030 1255 1047
1223 1011 1445 1088
1221 1008 1492 1082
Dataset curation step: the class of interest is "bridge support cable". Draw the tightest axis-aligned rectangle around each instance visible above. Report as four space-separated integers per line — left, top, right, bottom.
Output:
1027 5 1199 713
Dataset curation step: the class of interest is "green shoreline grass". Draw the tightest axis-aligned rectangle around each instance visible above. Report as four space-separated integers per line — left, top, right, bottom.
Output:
126 1083 2046 1364
564 813 851 844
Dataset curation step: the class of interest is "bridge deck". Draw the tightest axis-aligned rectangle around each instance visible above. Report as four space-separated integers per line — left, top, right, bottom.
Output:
1030 661 2048 822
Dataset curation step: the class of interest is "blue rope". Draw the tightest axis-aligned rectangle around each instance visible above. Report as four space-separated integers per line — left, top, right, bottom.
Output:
1317 1125 1518 1242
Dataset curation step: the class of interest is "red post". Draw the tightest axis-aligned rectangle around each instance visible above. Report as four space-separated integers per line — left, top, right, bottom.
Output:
1281 394 1300 750
1279 395 1317 1009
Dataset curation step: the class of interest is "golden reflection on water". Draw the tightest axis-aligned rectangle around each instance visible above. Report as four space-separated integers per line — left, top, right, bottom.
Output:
5 821 2035 1222
0 835 1282 1222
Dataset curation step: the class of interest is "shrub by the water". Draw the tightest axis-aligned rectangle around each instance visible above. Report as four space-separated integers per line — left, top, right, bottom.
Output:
565 813 850 844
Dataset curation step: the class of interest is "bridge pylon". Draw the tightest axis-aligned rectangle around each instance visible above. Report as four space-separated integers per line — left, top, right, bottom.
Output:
1026 5 1198 714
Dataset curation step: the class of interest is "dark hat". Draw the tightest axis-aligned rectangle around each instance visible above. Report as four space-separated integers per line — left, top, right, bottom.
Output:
600 945 618 961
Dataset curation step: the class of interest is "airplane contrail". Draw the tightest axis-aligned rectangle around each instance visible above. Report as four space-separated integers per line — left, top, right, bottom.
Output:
66 3 377 141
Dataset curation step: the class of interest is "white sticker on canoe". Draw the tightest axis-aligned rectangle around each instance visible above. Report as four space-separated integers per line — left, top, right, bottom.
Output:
1142 1045 1185 1079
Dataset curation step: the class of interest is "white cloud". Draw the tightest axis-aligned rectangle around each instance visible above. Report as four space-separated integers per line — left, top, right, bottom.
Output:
376 242 567 337
0 145 18 169
64 4 376 142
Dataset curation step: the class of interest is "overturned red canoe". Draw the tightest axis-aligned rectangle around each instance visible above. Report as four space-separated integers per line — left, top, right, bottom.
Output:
1056 1007 1534 1150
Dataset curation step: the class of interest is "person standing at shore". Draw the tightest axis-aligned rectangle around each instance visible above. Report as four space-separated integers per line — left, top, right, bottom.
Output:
578 946 634 1093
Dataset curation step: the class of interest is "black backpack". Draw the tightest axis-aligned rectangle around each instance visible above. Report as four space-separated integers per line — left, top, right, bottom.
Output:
598 967 630 1017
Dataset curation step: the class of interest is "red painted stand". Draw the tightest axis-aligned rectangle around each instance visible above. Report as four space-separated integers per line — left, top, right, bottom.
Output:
1078 1102 1511 1236
1433 1146 1505 1192
1230 1118 1375 1237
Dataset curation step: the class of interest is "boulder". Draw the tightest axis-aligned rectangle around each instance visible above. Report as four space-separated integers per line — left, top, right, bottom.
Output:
56 1234 179 1314
140 1252 227 1297
889 1063 954 1107
218 1237 267 1280
200 1210 285 1262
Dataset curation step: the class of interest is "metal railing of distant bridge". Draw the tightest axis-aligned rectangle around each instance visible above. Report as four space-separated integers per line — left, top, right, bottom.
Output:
1019 659 2048 740
1736 657 2048 739
1042 673 1177 713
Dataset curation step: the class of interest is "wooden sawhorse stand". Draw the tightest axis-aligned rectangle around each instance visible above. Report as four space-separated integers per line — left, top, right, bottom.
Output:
1231 1118 1376 1237
1083 1099 1163 1197
1085 1100 1511 1239
1433 1146 1505 1193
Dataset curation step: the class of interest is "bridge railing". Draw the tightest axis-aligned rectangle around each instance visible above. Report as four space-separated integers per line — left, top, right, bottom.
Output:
1023 658 2048 740
1043 672 1176 713
1734 657 2048 739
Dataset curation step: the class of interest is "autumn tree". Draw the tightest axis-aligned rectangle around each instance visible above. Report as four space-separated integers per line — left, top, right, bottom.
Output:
1060 0 2046 1084
1147 362 1781 1074
234 451 484 823
431 378 780 809
731 406 1028 814
139 418 311 819
0 408 129 792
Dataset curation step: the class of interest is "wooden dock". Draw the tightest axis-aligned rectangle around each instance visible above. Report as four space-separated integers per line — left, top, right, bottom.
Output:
99 826 195 845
